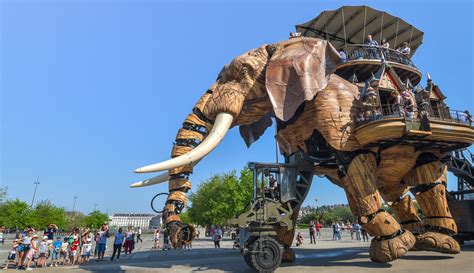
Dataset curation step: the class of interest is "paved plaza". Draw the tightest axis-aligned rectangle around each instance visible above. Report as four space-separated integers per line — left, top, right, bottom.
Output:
1 228 472 273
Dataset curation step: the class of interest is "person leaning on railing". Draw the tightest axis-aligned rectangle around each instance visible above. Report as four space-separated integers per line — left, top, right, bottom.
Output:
339 49 347 63
401 90 417 119
391 90 405 117
364 35 379 59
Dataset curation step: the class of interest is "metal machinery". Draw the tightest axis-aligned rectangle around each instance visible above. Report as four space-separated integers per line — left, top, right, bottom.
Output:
447 149 474 244
229 160 313 273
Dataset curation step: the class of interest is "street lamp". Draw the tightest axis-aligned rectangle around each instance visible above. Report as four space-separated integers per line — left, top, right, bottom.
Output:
31 177 40 207
72 194 78 215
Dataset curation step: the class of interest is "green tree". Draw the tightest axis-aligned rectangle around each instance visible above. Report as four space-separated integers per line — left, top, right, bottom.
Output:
188 167 253 226
179 211 192 224
321 211 337 226
66 211 86 229
84 210 109 229
332 206 355 223
0 199 34 229
32 200 68 230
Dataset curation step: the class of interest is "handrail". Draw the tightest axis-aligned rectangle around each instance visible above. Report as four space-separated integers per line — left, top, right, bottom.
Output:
356 103 472 126
339 44 416 68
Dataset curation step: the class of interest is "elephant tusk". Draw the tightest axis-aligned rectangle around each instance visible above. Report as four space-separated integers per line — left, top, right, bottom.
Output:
134 112 234 173
129 172 170 188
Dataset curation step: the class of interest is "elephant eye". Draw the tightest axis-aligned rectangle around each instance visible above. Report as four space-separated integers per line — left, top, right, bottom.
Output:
240 67 249 76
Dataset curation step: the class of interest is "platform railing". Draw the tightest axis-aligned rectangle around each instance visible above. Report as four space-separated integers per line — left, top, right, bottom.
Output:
356 103 472 126
339 44 416 68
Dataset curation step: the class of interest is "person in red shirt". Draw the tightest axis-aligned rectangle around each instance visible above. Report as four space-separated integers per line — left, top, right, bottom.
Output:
69 237 79 265
316 221 322 239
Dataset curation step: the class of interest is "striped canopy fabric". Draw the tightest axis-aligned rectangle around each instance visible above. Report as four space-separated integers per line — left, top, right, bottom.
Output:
295 6 424 56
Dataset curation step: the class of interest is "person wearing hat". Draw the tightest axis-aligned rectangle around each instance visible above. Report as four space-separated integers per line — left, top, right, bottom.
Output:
81 237 93 264
3 239 19 269
51 236 62 267
25 234 39 271
37 236 48 267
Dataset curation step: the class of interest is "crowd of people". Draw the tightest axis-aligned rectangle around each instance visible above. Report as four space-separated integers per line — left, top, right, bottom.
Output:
295 220 370 247
330 222 369 242
338 34 412 64
1 224 155 270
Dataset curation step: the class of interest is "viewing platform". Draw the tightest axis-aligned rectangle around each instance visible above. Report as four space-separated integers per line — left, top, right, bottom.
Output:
335 45 422 85
355 105 474 148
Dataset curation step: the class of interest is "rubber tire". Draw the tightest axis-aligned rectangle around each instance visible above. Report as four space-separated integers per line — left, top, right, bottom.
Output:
244 252 253 268
248 237 282 273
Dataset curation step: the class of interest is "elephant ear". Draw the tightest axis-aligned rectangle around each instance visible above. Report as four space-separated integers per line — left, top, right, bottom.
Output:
265 37 340 121
239 113 273 148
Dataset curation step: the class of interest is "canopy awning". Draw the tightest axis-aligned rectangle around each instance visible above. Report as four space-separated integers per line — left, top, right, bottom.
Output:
295 6 424 56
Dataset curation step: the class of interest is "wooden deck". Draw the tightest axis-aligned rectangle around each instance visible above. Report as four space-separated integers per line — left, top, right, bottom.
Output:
355 118 474 147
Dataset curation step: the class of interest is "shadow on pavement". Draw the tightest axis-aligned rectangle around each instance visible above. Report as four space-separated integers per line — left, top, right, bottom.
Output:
77 243 472 272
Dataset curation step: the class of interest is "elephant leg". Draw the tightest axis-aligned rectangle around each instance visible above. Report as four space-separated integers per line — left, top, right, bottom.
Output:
379 185 424 236
404 161 460 254
275 212 298 263
343 153 415 262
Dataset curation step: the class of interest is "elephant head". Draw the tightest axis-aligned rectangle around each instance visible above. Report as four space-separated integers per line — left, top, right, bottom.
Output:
134 37 340 175
131 37 343 247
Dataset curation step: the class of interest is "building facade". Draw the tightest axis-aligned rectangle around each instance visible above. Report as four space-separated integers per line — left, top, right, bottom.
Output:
109 213 161 230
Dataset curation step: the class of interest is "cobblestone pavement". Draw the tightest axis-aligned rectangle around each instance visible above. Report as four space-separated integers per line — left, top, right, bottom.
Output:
1 228 472 272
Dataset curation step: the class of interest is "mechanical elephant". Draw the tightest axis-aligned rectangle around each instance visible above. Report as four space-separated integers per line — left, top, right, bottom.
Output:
132 37 460 262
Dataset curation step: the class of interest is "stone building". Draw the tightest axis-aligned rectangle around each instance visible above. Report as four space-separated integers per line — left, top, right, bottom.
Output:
109 213 161 229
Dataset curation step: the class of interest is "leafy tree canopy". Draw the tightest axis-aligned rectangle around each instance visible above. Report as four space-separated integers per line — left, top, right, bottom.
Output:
188 167 253 226
84 210 109 229
32 200 68 230
0 199 34 229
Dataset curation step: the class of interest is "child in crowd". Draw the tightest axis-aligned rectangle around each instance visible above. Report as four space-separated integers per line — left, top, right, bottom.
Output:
37 236 48 267
69 236 79 265
50 236 62 267
25 234 38 271
81 238 92 264
296 232 304 246
60 237 69 265
3 239 19 269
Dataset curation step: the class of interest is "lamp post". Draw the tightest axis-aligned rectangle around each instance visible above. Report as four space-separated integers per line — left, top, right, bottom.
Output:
31 176 40 207
72 194 78 216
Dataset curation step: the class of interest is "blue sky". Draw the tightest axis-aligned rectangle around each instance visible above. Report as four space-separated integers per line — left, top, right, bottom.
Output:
1 0 472 215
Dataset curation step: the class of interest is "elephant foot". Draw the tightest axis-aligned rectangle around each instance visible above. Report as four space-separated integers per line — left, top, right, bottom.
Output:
369 229 416 263
169 221 196 249
281 247 295 263
414 232 460 254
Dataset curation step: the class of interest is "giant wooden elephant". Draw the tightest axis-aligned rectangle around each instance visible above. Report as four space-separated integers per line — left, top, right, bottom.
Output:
132 37 462 262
